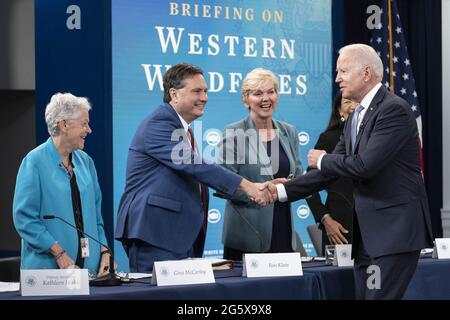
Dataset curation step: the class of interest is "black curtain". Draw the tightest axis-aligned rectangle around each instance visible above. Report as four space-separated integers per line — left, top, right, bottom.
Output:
333 0 443 237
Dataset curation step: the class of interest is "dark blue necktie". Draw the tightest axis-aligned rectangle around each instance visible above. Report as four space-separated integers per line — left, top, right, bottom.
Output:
351 104 365 153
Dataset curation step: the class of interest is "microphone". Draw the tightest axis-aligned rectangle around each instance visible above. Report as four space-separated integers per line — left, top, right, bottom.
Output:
43 214 122 286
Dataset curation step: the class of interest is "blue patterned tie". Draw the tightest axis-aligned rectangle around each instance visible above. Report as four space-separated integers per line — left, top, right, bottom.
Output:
351 104 365 153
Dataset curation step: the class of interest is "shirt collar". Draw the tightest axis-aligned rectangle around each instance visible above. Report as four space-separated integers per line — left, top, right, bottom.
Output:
46 137 76 170
177 113 190 133
169 104 190 133
360 82 382 109
46 137 65 166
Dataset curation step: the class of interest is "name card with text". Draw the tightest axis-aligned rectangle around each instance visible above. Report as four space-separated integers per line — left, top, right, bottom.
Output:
334 244 354 267
242 252 302 277
151 260 215 286
21 269 89 296
433 238 450 259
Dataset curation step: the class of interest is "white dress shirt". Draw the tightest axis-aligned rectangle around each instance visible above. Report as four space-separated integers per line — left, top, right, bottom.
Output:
173 107 190 133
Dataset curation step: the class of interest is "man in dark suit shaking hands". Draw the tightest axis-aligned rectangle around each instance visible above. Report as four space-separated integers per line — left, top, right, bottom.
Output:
266 44 433 299
115 63 273 272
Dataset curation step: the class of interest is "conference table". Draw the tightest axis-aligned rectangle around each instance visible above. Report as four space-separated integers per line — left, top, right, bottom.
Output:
1 258 449 300
0 267 321 300
304 258 450 299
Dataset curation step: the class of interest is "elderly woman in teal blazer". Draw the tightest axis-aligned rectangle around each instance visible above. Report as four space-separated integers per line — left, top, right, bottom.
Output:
219 68 304 261
13 92 111 276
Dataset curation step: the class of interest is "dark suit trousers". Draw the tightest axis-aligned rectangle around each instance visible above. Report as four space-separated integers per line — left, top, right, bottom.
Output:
124 239 196 272
353 238 420 300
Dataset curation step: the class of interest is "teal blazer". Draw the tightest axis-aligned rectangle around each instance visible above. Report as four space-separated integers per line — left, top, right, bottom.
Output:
13 138 108 272
219 116 303 253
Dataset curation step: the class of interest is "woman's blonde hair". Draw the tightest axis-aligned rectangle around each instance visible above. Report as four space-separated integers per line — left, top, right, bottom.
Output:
241 68 279 105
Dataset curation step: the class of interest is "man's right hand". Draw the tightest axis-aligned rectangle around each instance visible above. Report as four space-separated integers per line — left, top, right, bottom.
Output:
259 182 278 204
322 215 349 245
238 179 274 206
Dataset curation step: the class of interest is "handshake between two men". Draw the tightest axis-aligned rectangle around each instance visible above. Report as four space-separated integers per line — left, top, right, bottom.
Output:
238 149 327 207
238 178 283 207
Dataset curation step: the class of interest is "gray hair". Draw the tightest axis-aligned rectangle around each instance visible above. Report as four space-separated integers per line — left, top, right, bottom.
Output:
339 44 383 81
45 93 91 136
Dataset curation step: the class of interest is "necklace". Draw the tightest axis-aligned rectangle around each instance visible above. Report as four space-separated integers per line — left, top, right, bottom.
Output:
60 160 73 178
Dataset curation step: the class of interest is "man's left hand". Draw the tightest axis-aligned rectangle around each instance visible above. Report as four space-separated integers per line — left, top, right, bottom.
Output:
308 149 326 168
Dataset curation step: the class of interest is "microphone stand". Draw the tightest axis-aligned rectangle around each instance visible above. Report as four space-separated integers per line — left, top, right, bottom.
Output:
89 249 122 287
43 215 122 286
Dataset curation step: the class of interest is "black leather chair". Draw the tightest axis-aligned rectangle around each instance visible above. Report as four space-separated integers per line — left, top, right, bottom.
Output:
0 256 20 282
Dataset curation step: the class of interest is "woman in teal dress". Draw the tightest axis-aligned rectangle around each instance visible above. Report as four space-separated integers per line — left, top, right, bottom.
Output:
13 92 111 276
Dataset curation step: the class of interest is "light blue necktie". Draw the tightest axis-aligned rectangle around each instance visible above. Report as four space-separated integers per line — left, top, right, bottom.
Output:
351 104 365 153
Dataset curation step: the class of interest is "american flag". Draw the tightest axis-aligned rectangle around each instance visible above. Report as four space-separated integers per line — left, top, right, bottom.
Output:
370 0 424 170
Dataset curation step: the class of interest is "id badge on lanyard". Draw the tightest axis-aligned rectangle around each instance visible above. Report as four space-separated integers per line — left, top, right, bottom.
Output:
80 238 90 258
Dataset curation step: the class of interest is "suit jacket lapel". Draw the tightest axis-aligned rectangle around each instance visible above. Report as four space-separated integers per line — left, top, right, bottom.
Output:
244 116 273 178
345 114 353 154
353 86 388 153
274 120 296 177
165 103 191 144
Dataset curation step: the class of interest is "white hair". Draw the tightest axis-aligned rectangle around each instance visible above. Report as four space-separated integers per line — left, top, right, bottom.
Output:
339 44 384 81
45 92 91 136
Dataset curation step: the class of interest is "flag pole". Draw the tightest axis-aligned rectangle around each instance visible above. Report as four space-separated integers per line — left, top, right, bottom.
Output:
388 0 394 93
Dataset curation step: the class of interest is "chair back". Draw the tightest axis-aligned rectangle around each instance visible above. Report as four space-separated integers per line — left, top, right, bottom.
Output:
0 256 20 282
307 224 323 257
294 232 308 257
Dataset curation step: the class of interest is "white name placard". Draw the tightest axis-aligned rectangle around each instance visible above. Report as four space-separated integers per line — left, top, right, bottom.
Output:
151 260 215 286
433 238 450 259
334 244 354 267
242 252 302 277
20 269 89 296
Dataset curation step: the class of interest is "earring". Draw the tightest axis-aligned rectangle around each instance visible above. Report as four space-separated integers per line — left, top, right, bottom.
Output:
340 114 345 122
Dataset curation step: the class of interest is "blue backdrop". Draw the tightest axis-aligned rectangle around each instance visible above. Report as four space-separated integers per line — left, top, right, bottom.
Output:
112 0 332 271
34 0 332 272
